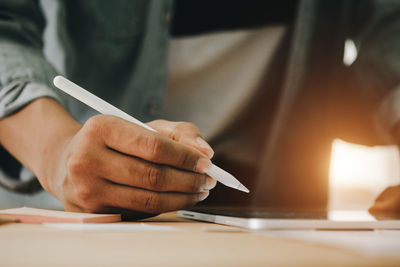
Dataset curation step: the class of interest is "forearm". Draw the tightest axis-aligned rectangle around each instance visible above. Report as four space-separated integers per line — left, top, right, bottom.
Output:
0 98 81 191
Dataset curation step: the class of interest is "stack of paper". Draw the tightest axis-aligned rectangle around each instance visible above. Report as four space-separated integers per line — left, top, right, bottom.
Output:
0 207 121 223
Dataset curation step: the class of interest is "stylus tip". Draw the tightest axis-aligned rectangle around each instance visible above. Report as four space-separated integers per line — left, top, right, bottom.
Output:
238 183 250 193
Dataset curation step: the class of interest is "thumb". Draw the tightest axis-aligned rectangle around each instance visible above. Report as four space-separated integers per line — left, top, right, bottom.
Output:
146 120 214 159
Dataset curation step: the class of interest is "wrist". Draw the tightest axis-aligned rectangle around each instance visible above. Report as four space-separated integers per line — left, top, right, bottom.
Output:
0 98 81 193
38 128 79 194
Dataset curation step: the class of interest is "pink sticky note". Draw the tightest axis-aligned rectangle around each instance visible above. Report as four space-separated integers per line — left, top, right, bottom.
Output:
0 207 121 224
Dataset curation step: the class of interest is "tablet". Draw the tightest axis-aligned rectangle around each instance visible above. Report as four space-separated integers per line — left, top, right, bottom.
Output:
178 208 400 230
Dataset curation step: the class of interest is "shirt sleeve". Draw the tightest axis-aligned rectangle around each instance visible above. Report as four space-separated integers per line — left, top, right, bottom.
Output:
0 0 66 193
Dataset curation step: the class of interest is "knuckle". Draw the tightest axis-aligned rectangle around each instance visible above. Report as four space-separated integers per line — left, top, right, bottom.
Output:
176 121 198 133
74 184 103 212
171 122 189 140
75 183 93 204
144 193 162 213
67 155 86 176
140 135 163 160
184 122 198 131
178 152 192 170
145 165 166 190
170 122 200 143
189 174 205 192
66 150 97 177
82 115 105 140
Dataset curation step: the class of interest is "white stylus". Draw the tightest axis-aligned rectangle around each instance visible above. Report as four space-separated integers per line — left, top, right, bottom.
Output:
53 76 249 193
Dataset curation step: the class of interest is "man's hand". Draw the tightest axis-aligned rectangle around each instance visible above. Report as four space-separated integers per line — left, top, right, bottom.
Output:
0 99 216 219
369 185 400 215
50 116 216 218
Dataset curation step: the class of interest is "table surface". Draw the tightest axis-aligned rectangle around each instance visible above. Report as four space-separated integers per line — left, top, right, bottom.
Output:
1 212 399 267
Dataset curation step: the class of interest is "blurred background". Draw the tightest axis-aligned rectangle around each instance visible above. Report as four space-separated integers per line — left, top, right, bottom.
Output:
1 1 399 211
329 40 400 210
329 139 400 210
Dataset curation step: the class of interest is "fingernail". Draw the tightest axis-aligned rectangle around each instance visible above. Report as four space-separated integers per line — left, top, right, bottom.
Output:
198 191 210 201
196 157 211 173
202 177 217 191
196 137 214 158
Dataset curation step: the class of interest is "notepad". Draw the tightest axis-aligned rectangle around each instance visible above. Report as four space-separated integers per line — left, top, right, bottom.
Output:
0 207 121 224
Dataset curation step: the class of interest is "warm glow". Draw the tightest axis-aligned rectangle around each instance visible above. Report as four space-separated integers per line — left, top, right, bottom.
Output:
329 139 400 209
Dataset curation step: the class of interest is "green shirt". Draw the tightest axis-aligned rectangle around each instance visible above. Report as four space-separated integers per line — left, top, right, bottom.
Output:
0 0 173 191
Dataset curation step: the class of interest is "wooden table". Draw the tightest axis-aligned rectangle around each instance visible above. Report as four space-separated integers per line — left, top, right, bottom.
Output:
0 212 399 266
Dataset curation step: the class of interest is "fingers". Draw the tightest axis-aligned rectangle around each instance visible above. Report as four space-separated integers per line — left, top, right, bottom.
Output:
64 163 212 215
147 120 214 158
82 115 211 173
66 115 217 216
102 182 210 214
99 148 217 193
369 186 400 214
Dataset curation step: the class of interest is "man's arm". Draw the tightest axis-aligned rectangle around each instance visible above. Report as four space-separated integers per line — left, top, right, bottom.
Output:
0 0 216 216
0 0 67 190
0 98 216 218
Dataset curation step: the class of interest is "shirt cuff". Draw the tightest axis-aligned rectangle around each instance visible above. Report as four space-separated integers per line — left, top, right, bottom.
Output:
0 79 66 119
0 166 42 194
